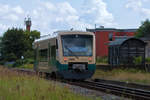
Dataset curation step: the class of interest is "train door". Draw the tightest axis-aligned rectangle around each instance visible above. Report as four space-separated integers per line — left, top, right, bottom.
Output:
34 45 38 71
48 42 57 71
38 48 49 71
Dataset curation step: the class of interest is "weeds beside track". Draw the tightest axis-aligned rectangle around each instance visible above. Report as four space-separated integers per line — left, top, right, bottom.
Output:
13 68 150 100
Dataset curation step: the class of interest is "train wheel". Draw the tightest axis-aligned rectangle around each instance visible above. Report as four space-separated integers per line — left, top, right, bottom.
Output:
51 72 56 79
45 73 51 79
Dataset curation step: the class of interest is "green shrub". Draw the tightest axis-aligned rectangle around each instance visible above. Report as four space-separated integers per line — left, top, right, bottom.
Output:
13 59 23 67
146 57 150 63
133 56 142 65
0 60 5 65
96 56 108 64
6 58 34 68
24 58 34 64
19 64 33 69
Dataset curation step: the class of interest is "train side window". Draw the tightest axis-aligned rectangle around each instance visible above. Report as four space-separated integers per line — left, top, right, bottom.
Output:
56 39 58 49
39 49 48 61
51 46 56 58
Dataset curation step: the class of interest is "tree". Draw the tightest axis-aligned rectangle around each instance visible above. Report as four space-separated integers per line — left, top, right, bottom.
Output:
1 28 40 62
136 19 150 38
29 30 40 41
2 28 28 61
23 30 40 58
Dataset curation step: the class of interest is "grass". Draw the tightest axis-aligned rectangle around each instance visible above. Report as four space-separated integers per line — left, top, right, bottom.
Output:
93 68 150 85
0 66 101 100
96 57 108 65
19 64 33 69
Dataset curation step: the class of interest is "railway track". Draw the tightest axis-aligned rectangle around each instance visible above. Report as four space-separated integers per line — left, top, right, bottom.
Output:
67 80 150 100
93 79 150 91
13 68 150 100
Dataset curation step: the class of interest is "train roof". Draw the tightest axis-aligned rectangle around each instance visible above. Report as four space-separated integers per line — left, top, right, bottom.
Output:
56 30 94 35
34 30 94 43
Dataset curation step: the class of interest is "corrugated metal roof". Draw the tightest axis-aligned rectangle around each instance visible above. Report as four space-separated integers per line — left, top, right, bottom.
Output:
109 39 127 46
109 37 131 46
109 37 146 46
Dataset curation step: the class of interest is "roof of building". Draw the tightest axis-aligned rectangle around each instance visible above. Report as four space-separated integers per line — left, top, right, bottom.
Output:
109 37 145 46
86 28 137 32
109 37 130 46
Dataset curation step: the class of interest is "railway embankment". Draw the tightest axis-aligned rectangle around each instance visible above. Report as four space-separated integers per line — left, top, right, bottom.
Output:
94 66 150 85
5 63 150 85
0 66 102 100
1 65 150 100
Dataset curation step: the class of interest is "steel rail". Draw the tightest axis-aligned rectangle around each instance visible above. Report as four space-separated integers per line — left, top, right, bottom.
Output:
69 80 150 100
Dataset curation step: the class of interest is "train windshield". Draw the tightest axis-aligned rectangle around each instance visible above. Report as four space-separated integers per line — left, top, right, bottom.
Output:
61 34 93 56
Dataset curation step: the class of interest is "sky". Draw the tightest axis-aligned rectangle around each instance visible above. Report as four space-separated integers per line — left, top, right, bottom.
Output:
0 0 150 36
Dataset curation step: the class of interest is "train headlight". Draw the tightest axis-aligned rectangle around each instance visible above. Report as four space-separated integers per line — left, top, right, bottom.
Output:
64 57 68 61
88 57 92 61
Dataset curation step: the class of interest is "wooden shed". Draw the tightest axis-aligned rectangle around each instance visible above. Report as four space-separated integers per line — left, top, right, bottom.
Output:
140 37 150 58
108 38 146 66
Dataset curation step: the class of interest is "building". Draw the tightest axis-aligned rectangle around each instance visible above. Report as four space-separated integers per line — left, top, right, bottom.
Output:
86 27 137 57
140 36 150 58
24 17 32 31
108 37 146 66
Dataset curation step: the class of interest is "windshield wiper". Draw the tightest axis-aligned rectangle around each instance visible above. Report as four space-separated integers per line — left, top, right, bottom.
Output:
64 45 78 59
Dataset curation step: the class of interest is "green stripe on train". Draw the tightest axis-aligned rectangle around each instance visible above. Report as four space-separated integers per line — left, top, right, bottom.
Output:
56 61 96 71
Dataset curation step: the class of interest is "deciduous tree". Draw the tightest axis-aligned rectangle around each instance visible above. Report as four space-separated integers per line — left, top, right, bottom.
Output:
136 19 150 38
1 28 40 61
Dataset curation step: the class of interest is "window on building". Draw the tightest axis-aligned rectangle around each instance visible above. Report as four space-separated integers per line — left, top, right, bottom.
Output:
109 33 113 41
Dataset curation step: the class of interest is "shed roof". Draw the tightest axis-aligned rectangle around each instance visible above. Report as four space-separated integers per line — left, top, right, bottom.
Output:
109 37 145 46
109 37 131 46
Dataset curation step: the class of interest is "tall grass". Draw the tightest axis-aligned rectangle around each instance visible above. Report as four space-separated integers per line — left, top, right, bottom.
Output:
96 56 108 64
0 66 101 100
93 68 150 85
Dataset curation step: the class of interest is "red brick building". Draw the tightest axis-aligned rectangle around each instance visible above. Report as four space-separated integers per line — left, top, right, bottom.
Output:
86 27 137 57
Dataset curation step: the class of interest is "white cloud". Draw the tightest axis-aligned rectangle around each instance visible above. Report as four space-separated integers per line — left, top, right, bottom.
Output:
43 2 55 10
0 4 24 22
0 24 10 35
30 1 92 35
126 0 150 18
8 14 19 21
0 4 25 35
0 4 9 14
126 0 142 10
141 8 150 16
58 2 77 15
0 0 117 36
13 6 24 14
81 0 117 27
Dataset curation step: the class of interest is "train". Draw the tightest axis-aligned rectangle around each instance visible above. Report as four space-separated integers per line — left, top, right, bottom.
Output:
33 30 96 80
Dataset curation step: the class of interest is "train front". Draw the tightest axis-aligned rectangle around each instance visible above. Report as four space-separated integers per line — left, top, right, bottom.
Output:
57 31 96 80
